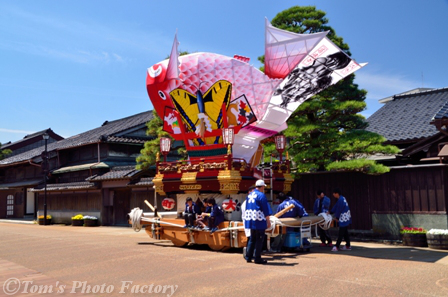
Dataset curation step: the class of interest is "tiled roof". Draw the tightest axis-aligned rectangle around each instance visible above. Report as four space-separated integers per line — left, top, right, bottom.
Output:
366 87 448 142
378 88 434 103
0 179 43 189
2 128 63 150
106 136 148 144
0 111 153 166
89 166 140 181
32 181 97 192
129 177 154 187
432 101 448 120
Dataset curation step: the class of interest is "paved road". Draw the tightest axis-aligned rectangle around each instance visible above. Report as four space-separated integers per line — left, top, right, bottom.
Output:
1 222 448 297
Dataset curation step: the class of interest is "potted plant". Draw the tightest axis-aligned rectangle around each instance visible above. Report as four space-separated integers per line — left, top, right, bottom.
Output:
83 215 98 227
400 227 427 247
71 214 84 226
426 229 448 250
37 215 52 225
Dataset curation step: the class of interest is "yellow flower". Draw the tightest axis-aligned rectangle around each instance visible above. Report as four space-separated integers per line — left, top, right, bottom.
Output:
38 215 52 219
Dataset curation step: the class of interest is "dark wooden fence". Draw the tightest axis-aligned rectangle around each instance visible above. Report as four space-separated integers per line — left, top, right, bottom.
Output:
291 164 448 230
37 191 102 212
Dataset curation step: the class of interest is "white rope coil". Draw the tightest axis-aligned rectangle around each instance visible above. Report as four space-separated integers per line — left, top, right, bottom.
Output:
129 207 143 232
317 212 333 230
267 213 333 235
266 216 281 236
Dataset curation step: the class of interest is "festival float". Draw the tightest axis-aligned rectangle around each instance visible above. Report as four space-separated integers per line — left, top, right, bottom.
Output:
129 19 366 251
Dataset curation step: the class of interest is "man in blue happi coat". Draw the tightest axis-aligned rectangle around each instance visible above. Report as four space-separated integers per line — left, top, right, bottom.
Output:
271 192 309 251
208 198 224 233
277 192 308 219
244 180 272 264
183 197 200 228
313 190 332 247
330 188 352 252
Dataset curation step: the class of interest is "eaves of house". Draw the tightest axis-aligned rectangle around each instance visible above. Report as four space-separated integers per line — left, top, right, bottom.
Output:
366 87 448 144
0 111 154 167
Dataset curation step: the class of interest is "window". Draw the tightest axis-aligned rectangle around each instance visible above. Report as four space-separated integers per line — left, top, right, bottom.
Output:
6 195 14 216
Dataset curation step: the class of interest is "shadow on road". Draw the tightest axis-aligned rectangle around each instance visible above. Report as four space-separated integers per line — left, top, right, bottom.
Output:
137 240 448 264
309 243 448 264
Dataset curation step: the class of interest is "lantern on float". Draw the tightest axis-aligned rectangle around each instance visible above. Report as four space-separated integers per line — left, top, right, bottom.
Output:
162 197 175 210
275 134 286 162
222 198 237 212
160 137 171 163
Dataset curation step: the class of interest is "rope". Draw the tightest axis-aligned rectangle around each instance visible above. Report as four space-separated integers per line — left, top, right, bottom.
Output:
141 217 185 228
318 212 333 230
129 207 187 231
129 207 144 232
266 216 281 236
266 214 333 235
129 207 333 238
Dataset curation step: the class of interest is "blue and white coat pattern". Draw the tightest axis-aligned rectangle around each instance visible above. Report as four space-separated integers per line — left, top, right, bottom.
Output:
313 196 331 215
277 197 308 218
330 195 351 227
243 189 273 230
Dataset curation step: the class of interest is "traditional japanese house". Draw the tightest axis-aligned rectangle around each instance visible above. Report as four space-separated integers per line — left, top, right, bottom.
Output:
1 129 64 157
290 87 448 238
366 87 448 164
0 111 154 224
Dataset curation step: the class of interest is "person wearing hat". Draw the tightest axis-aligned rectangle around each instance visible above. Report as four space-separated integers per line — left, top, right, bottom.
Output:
243 179 273 264
242 185 256 260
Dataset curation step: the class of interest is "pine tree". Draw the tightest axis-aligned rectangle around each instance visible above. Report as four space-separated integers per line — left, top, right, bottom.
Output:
263 6 399 174
136 111 186 170
0 144 12 160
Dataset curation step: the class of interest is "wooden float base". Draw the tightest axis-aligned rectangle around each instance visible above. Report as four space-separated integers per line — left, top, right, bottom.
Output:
140 215 326 251
144 219 247 251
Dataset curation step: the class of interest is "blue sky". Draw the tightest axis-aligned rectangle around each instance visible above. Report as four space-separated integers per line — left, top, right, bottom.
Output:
1 0 448 145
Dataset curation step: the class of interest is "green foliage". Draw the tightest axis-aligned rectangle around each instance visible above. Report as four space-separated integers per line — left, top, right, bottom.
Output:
0 143 12 160
326 159 390 175
136 111 186 170
400 227 427 234
135 111 170 170
264 6 398 175
260 138 277 163
271 6 350 54
165 50 191 59
137 50 191 170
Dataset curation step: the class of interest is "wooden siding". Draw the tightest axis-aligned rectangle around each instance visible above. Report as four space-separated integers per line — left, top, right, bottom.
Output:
292 165 448 230
0 189 24 218
369 165 447 214
292 171 371 230
131 189 160 210
113 189 131 225
37 191 102 212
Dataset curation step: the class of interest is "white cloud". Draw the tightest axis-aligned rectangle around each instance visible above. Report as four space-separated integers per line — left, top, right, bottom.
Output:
355 70 425 119
0 4 168 65
113 53 123 62
355 71 422 101
0 128 35 134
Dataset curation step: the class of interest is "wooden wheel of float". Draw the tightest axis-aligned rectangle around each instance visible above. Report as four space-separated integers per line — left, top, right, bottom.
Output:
171 239 188 247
